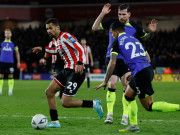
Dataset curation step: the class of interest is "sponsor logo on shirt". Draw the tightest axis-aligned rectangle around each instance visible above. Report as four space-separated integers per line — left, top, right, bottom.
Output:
68 36 76 44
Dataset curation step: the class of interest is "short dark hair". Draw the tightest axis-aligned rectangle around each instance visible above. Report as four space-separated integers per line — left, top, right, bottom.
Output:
45 18 59 26
4 28 12 32
110 21 125 32
118 3 131 12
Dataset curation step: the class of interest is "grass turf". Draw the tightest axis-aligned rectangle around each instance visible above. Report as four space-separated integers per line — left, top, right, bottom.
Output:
0 80 180 135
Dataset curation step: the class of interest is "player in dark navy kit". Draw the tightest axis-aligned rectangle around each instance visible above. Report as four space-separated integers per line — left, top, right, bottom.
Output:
95 21 180 132
0 29 20 96
92 3 157 124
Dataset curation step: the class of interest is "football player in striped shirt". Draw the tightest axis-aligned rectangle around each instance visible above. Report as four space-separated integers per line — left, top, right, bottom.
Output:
80 38 94 90
0 29 20 96
43 18 103 128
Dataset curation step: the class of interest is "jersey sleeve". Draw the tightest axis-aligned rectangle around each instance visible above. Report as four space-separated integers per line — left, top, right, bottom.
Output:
12 40 19 50
100 19 117 30
87 46 91 53
130 21 147 39
61 33 85 63
110 37 119 55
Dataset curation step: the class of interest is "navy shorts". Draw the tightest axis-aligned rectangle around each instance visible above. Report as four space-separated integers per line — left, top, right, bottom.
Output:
105 58 130 78
129 66 154 99
54 68 85 96
0 62 14 74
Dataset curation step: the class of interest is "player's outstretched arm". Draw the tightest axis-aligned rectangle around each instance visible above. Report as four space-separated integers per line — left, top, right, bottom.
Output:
92 3 111 31
94 53 117 90
32 46 43 54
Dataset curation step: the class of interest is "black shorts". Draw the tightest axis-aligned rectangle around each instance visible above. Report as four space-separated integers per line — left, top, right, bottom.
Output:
129 66 154 99
54 68 85 96
105 57 130 78
84 64 90 73
0 62 14 74
51 63 64 75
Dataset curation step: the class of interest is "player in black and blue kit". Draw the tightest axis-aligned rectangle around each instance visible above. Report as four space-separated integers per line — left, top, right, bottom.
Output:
95 21 180 132
0 29 20 96
92 3 157 124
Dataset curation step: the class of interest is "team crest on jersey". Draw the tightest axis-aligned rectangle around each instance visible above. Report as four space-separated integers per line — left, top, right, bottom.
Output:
3 44 12 51
68 36 76 44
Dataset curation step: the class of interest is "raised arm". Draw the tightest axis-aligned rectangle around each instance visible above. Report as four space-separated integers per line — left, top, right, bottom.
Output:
142 19 158 41
92 3 111 31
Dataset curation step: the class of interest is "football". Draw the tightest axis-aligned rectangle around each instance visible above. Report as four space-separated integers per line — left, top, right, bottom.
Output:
31 114 48 129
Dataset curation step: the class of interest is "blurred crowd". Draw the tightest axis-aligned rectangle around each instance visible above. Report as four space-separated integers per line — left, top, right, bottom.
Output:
1 22 180 75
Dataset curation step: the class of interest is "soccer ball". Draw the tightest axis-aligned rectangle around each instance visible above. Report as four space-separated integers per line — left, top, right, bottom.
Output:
31 114 48 129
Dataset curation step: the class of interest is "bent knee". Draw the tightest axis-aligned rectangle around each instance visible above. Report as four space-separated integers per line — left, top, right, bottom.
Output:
109 81 117 88
144 103 153 111
61 100 70 108
45 88 54 97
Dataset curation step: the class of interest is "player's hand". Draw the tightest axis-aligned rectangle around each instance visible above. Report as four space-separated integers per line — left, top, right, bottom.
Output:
39 58 47 65
94 82 107 90
52 71 57 77
90 62 94 67
75 65 84 75
148 19 158 33
102 3 111 15
32 47 42 54
17 62 20 70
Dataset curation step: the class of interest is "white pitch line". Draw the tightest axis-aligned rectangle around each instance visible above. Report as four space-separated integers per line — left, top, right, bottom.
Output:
0 115 180 123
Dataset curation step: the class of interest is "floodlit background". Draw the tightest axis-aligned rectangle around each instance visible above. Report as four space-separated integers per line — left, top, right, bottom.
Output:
0 0 180 79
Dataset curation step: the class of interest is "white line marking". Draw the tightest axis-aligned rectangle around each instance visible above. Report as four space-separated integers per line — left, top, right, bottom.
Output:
0 115 180 122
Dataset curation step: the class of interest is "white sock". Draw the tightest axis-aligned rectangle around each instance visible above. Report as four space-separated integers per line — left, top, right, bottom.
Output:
122 114 128 118
52 120 59 124
93 100 97 107
8 89 13 95
107 113 113 117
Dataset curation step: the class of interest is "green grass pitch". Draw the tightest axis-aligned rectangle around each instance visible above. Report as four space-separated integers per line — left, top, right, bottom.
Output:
0 80 180 135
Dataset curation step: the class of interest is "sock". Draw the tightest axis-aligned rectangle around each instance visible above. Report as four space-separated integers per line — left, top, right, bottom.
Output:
106 89 116 114
52 120 59 124
8 78 14 91
127 100 138 125
152 101 179 112
87 77 90 88
122 93 129 115
50 109 58 121
0 79 4 90
82 100 93 108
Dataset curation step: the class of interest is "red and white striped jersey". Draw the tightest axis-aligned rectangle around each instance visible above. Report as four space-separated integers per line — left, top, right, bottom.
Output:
83 45 91 65
48 40 58 64
45 32 86 70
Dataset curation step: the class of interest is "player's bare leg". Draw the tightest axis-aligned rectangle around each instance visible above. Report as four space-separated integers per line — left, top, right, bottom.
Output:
45 80 62 128
61 93 103 119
